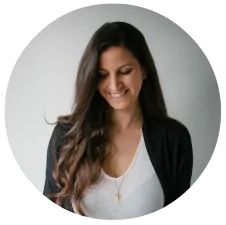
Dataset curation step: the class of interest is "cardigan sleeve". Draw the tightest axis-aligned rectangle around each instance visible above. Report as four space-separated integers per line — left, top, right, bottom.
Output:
43 122 76 212
166 120 193 203
43 122 72 197
43 123 62 197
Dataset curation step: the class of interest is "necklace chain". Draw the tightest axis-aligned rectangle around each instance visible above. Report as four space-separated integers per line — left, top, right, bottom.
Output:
114 123 142 203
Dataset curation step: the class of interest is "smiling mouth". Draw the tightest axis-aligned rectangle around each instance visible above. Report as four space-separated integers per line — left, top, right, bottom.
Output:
109 90 129 99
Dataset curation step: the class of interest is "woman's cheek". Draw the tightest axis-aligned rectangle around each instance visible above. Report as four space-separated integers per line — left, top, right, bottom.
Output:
97 82 105 97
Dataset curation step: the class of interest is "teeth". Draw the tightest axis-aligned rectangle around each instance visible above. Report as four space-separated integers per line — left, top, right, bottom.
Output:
110 90 127 98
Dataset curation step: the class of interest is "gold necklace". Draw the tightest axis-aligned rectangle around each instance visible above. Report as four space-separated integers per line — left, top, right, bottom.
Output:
113 124 142 203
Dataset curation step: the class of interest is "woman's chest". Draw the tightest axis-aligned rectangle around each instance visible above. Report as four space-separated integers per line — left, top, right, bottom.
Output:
103 132 142 178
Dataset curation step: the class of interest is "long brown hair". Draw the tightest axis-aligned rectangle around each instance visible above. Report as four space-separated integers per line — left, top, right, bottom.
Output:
47 22 168 215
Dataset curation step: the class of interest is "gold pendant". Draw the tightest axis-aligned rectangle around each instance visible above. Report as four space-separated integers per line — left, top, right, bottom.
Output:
115 192 121 203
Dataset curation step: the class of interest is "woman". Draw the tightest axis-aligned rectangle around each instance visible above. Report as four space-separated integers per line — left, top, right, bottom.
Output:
43 21 193 219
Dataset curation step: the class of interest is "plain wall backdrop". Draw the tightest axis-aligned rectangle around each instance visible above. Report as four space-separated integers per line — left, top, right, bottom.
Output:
5 4 220 194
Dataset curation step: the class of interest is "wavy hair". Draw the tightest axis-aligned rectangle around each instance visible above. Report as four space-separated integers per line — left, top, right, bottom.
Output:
47 22 168 215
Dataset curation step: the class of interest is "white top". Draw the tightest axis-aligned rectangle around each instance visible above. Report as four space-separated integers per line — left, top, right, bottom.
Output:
73 133 164 219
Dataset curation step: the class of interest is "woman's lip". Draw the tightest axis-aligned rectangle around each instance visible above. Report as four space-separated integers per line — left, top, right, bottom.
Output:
109 89 128 95
108 89 129 99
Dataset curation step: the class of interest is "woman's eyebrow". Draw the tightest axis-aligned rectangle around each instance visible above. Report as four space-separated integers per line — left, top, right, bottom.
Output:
99 64 135 71
118 64 134 69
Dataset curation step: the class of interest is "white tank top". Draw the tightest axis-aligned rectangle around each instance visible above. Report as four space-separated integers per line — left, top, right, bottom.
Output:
73 133 164 219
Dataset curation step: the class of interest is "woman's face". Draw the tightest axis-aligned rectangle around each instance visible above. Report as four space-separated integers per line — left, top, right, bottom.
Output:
97 46 144 112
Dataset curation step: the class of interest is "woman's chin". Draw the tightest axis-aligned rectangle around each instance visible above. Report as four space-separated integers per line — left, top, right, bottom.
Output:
108 102 132 111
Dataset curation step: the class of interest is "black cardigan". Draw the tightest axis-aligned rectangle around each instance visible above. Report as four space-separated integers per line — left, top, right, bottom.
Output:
43 112 193 212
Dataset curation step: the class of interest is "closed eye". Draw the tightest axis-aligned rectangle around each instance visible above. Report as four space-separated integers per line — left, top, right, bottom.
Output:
98 67 133 79
99 72 108 79
120 68 132 75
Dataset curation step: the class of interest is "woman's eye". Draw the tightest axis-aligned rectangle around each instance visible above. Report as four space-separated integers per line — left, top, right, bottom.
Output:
120 69 132 74
99 73 108 80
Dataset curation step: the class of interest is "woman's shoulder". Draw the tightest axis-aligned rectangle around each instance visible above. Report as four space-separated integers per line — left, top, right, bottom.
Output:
47 122 73 159
53 122 73 134
49 122 73 146
159 116 189 131
144 115 191 138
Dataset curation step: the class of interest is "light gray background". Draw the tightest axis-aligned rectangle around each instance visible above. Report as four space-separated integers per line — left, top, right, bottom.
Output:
5 4 220 193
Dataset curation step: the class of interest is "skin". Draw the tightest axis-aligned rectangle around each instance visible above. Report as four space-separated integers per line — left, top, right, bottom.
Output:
97 46 145 177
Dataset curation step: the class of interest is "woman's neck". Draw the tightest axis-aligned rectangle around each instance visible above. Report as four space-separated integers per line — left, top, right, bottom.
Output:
107 103 143 134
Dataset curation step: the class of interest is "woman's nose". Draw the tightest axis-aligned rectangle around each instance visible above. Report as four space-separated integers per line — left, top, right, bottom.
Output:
108 74 121 91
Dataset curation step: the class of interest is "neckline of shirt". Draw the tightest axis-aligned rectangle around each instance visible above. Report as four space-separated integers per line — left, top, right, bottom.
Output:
101 132 143 181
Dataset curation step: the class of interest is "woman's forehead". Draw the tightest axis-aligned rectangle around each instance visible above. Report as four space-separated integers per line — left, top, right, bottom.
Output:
99 46 139 70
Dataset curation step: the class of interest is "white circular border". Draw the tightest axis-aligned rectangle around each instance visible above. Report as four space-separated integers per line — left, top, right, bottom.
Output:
1 1 225 225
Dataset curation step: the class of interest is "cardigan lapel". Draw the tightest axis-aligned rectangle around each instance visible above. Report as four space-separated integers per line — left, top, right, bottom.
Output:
142 110 171 206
